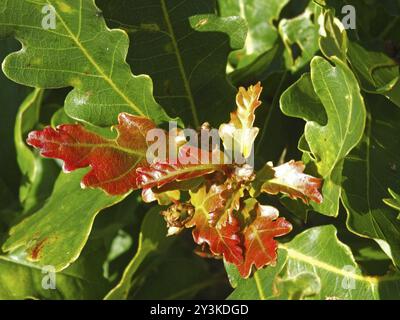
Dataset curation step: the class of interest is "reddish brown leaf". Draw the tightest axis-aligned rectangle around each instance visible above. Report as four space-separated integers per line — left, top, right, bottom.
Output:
187 185 243 265
208 181 244 227
191 212 243 266
27 113 156 195
161 202 195 236
238 204 292 278
253 160 323 204
136 145 224 190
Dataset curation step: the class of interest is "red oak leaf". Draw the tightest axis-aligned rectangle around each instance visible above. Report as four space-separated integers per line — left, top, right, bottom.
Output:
187 185 243 265
27 113 156 195
238 204 292 278
253 160 323 204
136 145 225 190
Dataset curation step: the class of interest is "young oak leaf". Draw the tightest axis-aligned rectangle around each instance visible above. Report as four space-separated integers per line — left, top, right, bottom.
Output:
27 113 156 195
136 145 225 191
238 203 293 278
187 184 243 265
219 82 263 158
161 202 195 236
252 160 323 204
141 188 180 206
208 179 246 228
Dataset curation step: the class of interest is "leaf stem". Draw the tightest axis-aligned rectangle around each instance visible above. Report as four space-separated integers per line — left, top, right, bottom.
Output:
254 272 266 300
160 0 200 128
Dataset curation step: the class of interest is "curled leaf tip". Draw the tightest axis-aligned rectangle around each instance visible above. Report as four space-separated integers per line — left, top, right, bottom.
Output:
219 82 263 159
253 160 323 205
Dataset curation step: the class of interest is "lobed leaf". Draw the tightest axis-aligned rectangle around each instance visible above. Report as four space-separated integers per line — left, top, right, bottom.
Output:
318 10 347 62
187 184 293 276
0 38 31 202
219 82 263 158
237 204 292 278
252 160 323 205
347 42 400 108
0 0 171 126
27 113 155 195
218 0 290 68
0 248 108 299
2 170 124 271
278 3 320 72
341 95 400 267
280 56 366 216
136 146 225 191
14 88 60 213
100 0 247 127
384 189 400 218
188 184 243 266
105 207 174 300
228 225 400 300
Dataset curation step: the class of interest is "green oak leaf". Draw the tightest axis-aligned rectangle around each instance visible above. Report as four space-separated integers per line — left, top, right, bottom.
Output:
0 199 140 300
0 249 107 299
280 56 366 216
384 189 400 219
315 0 400 40
228 43 285 86
51 107 77 127
347 42 400 108
14 88 59 214
0 38 30 200
278 3 320 72
105 206 221 300
0 0 171 126
99 0 246 127
0 202 137 300
218 0 289 69
318 10 348 61
227 225 400 300
105 207 174 300
2 169 125 271
225 250 288 300
342 95 400 267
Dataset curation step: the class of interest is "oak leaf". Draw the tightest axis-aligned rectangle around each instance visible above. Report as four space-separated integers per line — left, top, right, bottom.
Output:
238 203 293 278
253 160 323 204
187 185 243 265
136 145 225 190
219 82 263 158
27 113 155 195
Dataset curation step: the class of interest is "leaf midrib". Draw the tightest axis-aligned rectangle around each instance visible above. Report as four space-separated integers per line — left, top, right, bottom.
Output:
145 164 219 187
59 142 146 157
0 255 98 285
48 0 145 117
160 0 199 127
278 243 379 285
350 113 400 241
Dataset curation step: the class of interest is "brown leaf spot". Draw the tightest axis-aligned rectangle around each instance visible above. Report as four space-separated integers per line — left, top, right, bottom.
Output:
29 238 49 260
